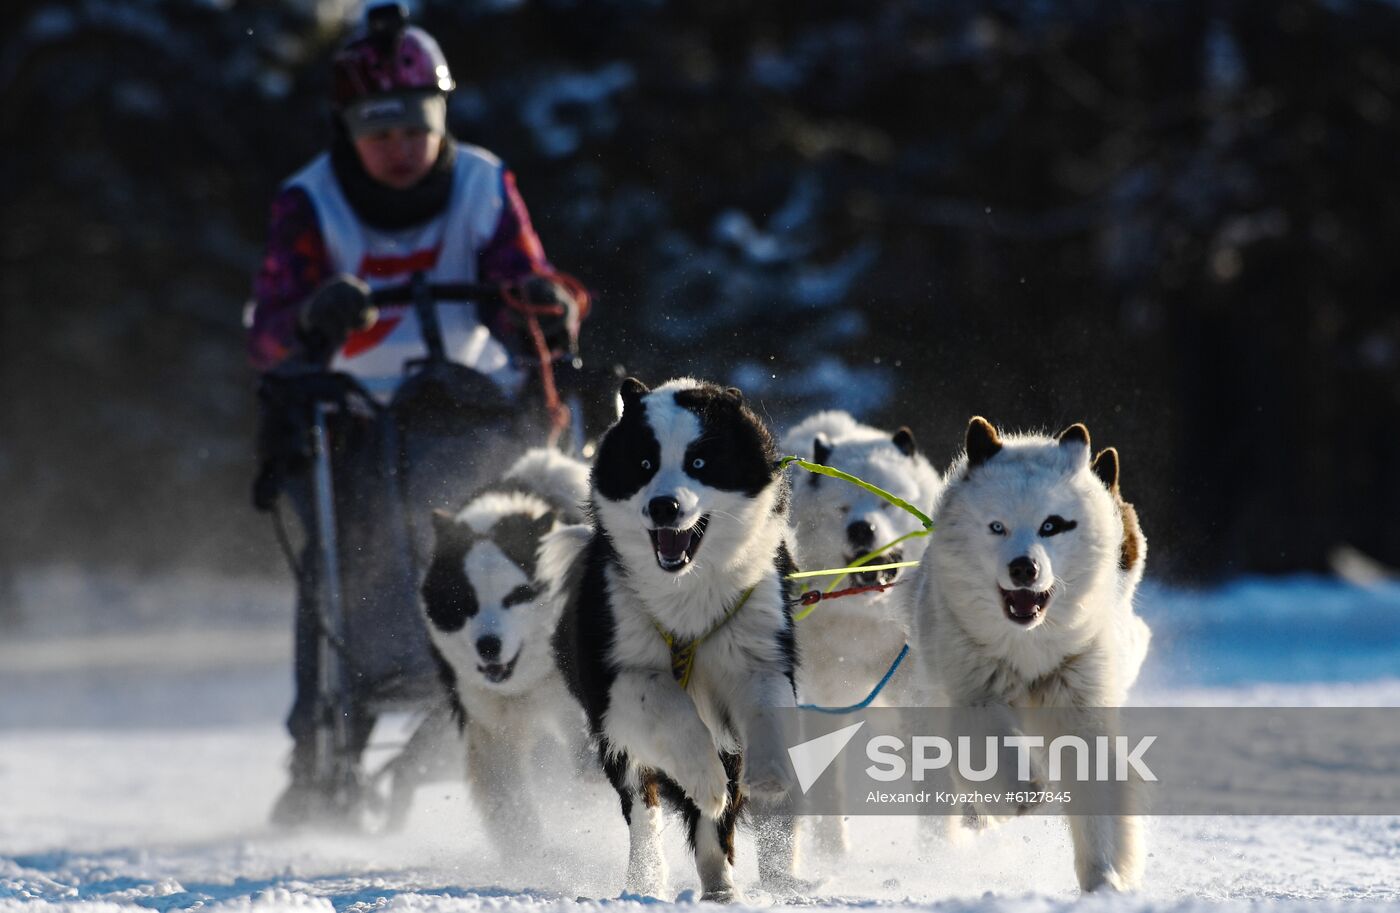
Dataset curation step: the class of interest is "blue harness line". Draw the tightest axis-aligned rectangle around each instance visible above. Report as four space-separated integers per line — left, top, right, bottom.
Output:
798 643 909 714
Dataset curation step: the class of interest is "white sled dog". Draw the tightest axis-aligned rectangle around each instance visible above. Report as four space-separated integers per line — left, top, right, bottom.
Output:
553 377 800 902
420 447 591 854
782 411 943 707
780 411 943 856
908 418 1147 892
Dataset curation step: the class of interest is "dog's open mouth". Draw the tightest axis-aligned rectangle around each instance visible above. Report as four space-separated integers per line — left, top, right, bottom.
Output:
649 515 709 572
847 549 904 587
477 646 523 684
999 586 1053 625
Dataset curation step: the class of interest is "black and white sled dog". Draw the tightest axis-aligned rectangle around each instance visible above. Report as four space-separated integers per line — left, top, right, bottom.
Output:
781 411 943 708
907 418 1148 892
420 447 591 854
553 377 800 902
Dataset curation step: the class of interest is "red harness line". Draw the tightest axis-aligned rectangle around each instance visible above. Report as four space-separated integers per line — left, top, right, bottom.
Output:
500 271 591 447
799 580 900 606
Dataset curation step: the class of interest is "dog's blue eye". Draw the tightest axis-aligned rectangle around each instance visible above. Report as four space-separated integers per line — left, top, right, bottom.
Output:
641 459 652 470
691 458 705 469
989 521 1006 535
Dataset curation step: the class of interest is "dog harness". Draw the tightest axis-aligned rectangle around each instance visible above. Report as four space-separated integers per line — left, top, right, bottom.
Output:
652 585 755 691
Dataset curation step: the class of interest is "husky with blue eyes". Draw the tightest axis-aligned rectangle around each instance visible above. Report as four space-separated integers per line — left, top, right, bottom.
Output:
907 417 1148 893
420 447 591 855
553 377 801 902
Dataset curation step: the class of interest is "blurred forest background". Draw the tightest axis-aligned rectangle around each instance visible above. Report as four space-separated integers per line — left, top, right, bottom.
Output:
3 0 1399 613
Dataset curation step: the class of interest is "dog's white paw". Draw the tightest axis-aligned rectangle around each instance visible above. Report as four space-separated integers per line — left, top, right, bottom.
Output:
675 752 730 819
1080 866 1132 893
745 750 794 804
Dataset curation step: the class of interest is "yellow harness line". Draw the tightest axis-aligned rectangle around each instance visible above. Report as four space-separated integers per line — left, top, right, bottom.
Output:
789 559 921 622
654 585 756 690
821 527 931 593
786 560 919 581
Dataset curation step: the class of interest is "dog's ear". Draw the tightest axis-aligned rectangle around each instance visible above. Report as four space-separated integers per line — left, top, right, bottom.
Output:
431 508 460 542
528 510 556 546
1091 447 1120 494
965 416 1002 468
492 511 553 577
619 377 649 414
892 426 918 458
1057 422 1091 450
430 509 476 553
807 433 833 488
722 386 745 407
1118 499 1144 572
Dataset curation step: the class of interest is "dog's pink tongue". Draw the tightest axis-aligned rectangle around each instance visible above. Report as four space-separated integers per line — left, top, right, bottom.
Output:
1007 589 1042 618
655 528 693 560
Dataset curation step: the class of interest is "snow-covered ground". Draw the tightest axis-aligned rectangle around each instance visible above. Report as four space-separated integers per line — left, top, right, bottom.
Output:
3 571 1400 913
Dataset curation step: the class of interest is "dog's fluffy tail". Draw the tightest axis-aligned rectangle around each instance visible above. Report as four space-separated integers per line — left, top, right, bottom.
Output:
539 523 592 602
505 448 591 523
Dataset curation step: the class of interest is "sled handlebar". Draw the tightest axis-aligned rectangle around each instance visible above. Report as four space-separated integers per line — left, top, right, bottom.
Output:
369 281 503 306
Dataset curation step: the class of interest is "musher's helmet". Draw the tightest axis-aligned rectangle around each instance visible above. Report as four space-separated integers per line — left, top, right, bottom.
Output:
331 3 455 111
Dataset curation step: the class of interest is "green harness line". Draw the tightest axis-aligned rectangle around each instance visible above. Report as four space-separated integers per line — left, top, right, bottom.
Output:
779 455 935 619
649 455 935 692
778 456 936 529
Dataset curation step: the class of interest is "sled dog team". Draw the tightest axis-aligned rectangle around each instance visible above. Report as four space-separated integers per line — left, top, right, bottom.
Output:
419 376 1152 899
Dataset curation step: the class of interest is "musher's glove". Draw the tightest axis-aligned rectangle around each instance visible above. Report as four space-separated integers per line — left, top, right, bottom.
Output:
518 274 581 354
298 274 378 350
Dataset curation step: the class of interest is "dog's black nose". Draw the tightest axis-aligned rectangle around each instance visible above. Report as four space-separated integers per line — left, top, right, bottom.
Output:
846 520 876 549
1008 556 1039 587
476 635 502 662
647 496 681 527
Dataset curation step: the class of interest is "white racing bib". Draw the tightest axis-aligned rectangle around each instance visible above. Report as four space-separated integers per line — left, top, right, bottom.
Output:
287 143 524 401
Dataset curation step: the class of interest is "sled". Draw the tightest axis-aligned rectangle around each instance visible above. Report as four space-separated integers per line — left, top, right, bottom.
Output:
255 275 555 830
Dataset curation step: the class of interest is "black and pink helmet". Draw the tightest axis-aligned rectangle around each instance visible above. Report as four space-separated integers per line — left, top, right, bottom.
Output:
331 3 455 110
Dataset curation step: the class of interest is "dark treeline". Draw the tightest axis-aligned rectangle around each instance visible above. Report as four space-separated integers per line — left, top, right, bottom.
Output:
3 0 1398 583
